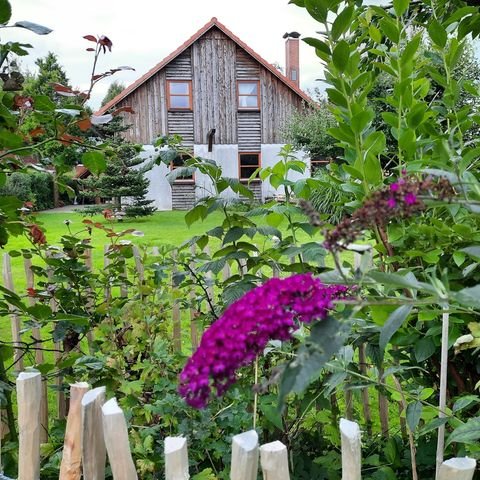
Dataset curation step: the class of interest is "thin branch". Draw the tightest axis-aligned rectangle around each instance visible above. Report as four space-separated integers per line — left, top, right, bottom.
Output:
183 262 218 320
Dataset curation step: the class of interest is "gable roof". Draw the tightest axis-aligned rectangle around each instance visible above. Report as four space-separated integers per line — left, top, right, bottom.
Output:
97 17 312 115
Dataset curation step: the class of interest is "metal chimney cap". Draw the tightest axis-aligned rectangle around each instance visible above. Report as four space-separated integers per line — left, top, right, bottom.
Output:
283 31 301 39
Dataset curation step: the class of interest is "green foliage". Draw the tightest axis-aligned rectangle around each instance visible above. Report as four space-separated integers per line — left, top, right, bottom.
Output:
101 80 125 107
0 171 54 210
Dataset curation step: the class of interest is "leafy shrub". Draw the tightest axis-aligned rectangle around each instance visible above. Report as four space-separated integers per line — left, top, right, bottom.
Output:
309 166 351 224
0 172 54 210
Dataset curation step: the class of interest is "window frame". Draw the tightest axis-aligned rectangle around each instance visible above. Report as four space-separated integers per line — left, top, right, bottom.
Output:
170 153 195 183
238 152 261 181
237 80 260 111
166 80 193 111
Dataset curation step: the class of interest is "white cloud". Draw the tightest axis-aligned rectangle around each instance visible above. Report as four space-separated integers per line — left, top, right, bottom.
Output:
6 0 326 108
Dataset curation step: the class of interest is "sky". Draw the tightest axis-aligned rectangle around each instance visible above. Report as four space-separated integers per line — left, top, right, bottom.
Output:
6 0 327 110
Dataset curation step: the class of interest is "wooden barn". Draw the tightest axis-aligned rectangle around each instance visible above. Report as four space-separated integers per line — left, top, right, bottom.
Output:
98 17 313 210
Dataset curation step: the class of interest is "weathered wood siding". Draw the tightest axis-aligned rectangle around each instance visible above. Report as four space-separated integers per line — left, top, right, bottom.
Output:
114 26 304 147
171 183 196 210
260 69 304 144
116 71 168 144
192 28 237 144
237 112 261 152
165 49 194 147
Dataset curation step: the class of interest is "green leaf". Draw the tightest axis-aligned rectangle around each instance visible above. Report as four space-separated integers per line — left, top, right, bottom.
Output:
332 41 350 72
331 5 354 40
305 0 328 23
266 212 284 228
454 285 480 309
418 417 449 436
223 227 245 244
369 25 382 43
185 204 208 227
428 19 447 48
32 95 55 111
81 151 106 176
379 305 413 354
414 337 436 362
0 0 12 24
453 395 480 413
379 17 400 43
401 34 421 65
279 316 347 408
0 130 23 148
351 110 374 134
364 155 382 185
393 0 409 16
303 37 331 57
406 401 422 431
446 417 480 446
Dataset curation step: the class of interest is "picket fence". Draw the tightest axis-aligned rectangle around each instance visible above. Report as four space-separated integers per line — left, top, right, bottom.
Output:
3 372 476 480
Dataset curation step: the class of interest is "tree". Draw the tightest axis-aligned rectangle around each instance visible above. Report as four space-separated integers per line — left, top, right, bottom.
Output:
101 80 125 107
80 140 155 217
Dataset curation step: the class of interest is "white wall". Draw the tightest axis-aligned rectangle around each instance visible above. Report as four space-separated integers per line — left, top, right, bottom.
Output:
194 144 239 202
136 145 172 211
261 144 310 200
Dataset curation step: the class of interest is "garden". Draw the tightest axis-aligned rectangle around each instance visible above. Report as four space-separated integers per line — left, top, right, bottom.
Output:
1 0 480 479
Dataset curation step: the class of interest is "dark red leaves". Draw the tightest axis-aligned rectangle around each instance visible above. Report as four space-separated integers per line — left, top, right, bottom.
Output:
29 127 45 138
83 35 97 43
13 95 33 109
27 287 38 297
98 35 113 53
76 118 92 131
112 106 135 116
86 48 95 52
59 133 83 145
29 225 46 245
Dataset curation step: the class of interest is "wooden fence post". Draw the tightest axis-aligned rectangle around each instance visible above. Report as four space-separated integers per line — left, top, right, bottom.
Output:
23 257 48 443
132 246 145 287
59 382 90 480
3 254 23 371
17 371 41 480
164 437 189 480
378 367 389 437
189 245 199 351
82 386 106 480
231 430 259 480
358 344 372 436
103 245 111 302
340 418 361 480
102 398 137 480
171 250 182 353
259 441 290 480
84 249 95 354
437 457 476 480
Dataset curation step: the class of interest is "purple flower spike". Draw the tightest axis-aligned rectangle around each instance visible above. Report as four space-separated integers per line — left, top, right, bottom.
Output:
390 183 399 192
387 197 396 208
179 274 348 409
404 192 417 205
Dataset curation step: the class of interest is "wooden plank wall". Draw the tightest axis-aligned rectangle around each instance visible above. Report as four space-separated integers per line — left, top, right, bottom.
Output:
192 28 237 145
171 183 196 210
112 26 305 150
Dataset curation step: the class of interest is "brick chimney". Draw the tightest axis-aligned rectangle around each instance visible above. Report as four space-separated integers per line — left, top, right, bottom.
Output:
284 32 300 87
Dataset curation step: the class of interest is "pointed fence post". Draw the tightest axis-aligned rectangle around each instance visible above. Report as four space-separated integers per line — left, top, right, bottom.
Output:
102 398 137 480
231 430 259 480
259 441 290 480
59 382 90 480
17 371 42 480
132 246 145 286
3 254 23 371
165 437 189 480
437 457 476 480
340 418 361 480
82 386 106 480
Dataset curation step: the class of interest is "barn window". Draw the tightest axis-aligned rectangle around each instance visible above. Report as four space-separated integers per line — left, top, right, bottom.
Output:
167 80 192 110
171 153 194 182
237 81 260 110
239 152 261 180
